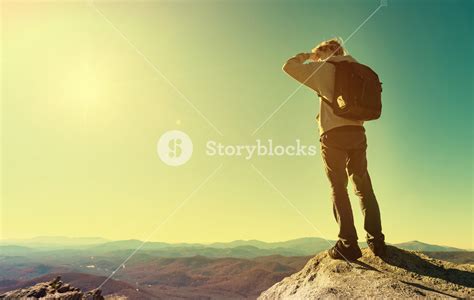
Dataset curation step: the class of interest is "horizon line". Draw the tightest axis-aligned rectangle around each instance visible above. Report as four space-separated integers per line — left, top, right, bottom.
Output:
0 235 469 250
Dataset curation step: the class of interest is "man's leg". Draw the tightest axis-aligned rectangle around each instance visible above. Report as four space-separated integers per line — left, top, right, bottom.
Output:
320 142 358 247
346 132 384 243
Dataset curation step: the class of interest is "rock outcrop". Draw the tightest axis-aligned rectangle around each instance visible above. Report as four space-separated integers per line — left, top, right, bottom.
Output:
258 246 474 299
0 276 105 300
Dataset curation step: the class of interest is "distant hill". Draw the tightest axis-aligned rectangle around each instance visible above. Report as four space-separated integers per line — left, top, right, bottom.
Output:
86 237 468 256
209 237 335 254
0 236 109 249
0 245 35 256
1 237 467 258
392 240 464 252
422 251 474 264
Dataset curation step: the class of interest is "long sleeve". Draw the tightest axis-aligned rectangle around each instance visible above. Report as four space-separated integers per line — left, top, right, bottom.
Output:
282 54 363 135
282 53 328 94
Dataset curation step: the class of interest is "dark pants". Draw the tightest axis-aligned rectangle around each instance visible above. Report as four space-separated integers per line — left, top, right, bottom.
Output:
320 126 384 247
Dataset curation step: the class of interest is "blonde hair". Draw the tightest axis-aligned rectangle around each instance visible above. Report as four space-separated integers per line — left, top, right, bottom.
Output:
312 37 346 57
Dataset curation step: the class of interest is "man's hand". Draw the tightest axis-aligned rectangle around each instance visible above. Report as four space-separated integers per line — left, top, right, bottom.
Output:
282 51 322 89
309 52 319 61
295 52 311 62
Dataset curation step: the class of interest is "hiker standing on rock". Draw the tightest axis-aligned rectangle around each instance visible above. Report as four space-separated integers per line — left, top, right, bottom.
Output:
282 38 386 260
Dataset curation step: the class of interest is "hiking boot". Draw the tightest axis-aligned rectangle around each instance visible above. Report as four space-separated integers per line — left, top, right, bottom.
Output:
328 240 362 261
367 239 386 257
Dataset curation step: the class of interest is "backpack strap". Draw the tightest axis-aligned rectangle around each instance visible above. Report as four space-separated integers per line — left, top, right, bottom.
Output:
317 60 338 108
319 95 332 107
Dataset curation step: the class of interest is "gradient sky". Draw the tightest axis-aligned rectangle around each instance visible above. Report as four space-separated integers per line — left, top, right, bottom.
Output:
2 0 473 249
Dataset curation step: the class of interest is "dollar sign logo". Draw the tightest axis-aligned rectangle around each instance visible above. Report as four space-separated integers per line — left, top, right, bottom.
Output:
157 130 193 166
168 138 182 158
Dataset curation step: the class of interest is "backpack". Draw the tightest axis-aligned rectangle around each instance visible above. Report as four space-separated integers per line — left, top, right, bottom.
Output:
319 61 382 121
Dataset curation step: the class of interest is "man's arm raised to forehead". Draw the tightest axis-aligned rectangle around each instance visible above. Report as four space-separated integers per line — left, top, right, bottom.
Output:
282 52 330 94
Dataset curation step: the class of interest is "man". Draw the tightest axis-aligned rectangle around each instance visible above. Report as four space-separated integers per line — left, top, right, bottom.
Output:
282 38 386 261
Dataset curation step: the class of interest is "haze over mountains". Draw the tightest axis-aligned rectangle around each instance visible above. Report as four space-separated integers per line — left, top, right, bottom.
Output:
1 236 472 299
0 236 109 249
0 236 466 256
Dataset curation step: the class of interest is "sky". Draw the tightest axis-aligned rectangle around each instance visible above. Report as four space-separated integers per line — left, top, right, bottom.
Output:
1 0 473 249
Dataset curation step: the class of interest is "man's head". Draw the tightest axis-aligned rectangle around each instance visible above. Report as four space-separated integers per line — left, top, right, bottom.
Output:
311 38 346 61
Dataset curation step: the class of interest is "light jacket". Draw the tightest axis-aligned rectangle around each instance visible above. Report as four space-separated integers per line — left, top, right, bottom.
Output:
282 54 364 135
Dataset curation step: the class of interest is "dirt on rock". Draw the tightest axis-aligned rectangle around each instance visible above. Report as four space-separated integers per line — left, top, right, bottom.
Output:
258 246 474 299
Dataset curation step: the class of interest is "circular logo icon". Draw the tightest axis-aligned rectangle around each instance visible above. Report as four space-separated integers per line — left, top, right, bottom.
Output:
157 130 193 166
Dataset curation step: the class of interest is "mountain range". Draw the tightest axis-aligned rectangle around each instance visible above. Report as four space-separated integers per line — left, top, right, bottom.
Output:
1 236 471 299
0 236 466 257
